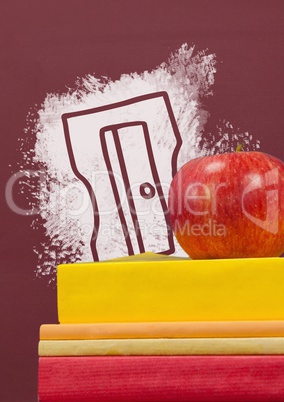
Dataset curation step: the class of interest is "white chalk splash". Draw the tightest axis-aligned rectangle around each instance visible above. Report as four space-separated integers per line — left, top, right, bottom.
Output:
199 119 260 155
17 43 260 283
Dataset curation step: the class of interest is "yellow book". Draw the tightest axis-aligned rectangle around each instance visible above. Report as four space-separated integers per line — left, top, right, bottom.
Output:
57 252 284 323
38 337 284 356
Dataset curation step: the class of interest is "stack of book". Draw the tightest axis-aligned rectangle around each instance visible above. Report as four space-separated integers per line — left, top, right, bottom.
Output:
38 252 284 401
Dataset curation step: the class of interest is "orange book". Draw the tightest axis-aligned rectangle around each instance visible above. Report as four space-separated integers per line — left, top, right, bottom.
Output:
40 321 284 340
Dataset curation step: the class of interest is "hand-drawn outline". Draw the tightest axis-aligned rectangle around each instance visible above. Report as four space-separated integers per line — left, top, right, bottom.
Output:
62 91 182 261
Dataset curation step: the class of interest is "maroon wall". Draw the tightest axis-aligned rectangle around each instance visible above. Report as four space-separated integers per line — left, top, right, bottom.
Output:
1 1 284 401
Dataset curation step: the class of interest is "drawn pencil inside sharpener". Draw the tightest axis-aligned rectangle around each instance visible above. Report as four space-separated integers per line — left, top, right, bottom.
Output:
62 91 182 261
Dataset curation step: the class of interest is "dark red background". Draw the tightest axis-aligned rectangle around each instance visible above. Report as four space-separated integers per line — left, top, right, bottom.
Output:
1 1 284 401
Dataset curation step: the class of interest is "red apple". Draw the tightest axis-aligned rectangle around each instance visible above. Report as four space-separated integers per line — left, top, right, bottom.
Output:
168 148 284 259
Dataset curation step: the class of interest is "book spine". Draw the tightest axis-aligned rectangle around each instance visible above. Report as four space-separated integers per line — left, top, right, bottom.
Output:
38 337 284 356
57 258 284 323
40 320 284 340
38 355 284 402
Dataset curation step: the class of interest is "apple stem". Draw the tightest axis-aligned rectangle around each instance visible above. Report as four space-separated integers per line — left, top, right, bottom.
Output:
236 143 243 152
